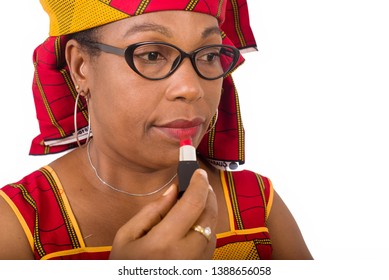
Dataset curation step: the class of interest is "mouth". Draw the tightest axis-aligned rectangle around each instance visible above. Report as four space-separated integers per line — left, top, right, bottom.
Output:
154 118 204 142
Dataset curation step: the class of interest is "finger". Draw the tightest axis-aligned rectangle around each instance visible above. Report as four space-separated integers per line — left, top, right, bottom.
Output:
157 169 215 239
188 184 218 247
114 183 178 243
174 186 217 259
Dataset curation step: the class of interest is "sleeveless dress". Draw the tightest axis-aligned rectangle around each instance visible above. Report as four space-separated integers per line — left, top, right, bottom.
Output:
0 166 273 260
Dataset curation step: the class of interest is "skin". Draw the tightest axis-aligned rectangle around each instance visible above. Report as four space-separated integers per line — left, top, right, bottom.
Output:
0 11 312 260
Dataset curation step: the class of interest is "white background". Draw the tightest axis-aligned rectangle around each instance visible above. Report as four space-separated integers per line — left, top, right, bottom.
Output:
1 0 389 261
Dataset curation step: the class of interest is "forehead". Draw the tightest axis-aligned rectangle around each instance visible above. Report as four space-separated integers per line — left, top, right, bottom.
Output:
99 11 220 41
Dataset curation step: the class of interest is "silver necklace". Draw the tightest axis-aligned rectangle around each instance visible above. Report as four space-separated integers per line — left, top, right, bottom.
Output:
87 141 177 197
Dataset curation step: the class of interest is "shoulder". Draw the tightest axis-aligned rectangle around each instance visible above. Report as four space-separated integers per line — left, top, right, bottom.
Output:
0 194 34 259
0 169 49 259
219 169 274 220
0 166 62 260
221 169 313 259
220 169 274 202
1 166 55 199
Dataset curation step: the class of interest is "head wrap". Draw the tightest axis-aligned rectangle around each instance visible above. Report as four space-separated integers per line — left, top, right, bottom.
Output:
31 0 257 170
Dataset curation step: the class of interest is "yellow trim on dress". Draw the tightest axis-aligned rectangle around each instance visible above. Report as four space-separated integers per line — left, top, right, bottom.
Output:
0 190 34 251
41 246 112 260
216 227 269 239
266 179 274 220
218 170 236 232
44 165 87 248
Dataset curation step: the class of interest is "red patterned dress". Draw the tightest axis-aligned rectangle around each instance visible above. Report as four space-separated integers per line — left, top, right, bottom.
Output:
0 166 273 259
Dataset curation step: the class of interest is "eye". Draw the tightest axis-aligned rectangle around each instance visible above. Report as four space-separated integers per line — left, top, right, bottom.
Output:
197 49 221 64
135 51 165 63
133 44 173 65
205 53 218 62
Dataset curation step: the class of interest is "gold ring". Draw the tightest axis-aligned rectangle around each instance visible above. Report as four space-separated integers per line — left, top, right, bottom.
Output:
192 225 212 241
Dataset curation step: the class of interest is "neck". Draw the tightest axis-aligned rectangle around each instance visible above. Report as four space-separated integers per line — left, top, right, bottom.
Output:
86 140 178 197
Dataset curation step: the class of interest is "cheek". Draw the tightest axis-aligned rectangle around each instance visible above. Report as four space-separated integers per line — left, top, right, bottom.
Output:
94 86 152 127
207 81 223 110
88 60 158 135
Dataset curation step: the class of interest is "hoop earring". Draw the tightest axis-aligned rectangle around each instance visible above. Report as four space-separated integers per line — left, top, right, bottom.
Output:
74 91 91 147
205 109 218 134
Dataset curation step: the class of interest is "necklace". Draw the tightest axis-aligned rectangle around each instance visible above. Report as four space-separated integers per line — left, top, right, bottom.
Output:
87 141 177 197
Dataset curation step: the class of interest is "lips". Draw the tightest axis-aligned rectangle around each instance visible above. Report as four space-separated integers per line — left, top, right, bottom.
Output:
154 118 204 141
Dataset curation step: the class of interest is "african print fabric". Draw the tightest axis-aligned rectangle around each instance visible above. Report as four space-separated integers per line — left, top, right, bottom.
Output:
0 166 273 260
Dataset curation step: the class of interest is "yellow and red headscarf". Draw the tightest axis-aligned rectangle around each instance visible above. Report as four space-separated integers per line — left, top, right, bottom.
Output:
31 0 257 170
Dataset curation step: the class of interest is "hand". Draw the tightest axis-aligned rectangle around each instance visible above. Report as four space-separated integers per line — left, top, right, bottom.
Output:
109 169 218 259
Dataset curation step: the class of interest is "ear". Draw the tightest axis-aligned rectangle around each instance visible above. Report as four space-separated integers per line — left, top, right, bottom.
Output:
65 39 90 96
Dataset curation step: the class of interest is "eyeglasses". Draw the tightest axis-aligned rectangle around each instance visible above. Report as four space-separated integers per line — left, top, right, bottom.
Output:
88 41 240 80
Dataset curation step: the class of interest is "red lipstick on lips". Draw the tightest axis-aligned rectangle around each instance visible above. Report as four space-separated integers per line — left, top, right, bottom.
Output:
178 138 199 197
156 118 203 141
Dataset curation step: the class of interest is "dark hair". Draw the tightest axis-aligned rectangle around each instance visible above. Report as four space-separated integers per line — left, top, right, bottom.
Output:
68 27 102 57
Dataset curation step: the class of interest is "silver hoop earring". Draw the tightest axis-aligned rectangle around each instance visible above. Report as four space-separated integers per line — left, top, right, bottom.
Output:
74 91 91 147
205 109 218 134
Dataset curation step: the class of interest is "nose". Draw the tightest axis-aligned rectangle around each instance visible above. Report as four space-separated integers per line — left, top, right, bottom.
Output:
165 58 204 103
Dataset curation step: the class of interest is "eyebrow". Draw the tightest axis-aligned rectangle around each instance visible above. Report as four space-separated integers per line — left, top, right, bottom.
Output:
201 26 222 39
124 23 173 38
124 23 221 39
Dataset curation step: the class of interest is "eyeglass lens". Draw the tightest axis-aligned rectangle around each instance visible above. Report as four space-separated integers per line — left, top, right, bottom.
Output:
129 43 237 79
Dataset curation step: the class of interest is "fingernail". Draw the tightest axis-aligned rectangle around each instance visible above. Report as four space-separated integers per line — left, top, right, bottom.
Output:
163 184 175 196
208 185 214 193
197 169 208 179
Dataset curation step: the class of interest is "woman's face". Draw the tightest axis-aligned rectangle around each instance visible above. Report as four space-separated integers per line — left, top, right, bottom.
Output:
83 11 223 170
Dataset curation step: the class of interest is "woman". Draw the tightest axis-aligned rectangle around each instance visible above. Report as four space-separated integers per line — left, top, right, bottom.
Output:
0 0 312 260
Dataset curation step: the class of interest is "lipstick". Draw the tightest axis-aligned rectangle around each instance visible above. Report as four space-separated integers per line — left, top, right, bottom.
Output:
178 138 199 197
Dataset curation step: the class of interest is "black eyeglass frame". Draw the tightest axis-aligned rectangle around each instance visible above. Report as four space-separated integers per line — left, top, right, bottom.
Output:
88 41 240 81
